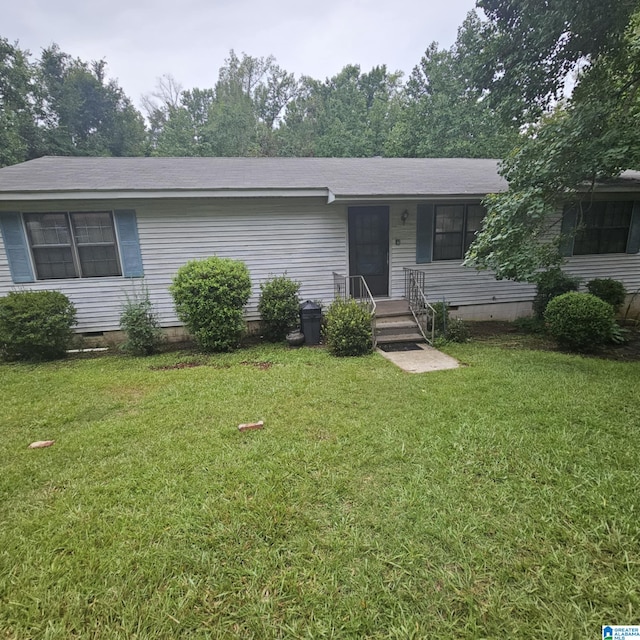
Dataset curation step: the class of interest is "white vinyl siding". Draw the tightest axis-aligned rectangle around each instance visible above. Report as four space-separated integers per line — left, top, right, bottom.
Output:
388 204 640 306
0 198 347 332
2 198 639 333
388 204 536 304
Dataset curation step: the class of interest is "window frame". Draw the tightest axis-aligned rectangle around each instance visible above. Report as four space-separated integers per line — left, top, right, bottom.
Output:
432 203 485 261
23 210 123 280
562 199 640 257
572 201 633 255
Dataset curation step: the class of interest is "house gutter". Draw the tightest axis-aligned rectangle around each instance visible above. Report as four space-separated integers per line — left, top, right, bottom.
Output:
328 193 498 203
0 188 333 202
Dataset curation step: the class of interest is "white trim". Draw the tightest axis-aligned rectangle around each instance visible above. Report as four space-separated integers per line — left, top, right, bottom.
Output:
331 194 492 203
0 188 331 202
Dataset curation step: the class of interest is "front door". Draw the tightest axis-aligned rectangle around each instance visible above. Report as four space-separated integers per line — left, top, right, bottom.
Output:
348 206 389 297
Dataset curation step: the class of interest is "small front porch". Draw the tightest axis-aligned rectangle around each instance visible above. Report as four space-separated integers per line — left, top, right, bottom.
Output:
333 268 438 348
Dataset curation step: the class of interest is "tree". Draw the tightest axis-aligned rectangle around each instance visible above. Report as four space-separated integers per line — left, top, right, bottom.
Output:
0 38 42 167
38 45 147 157
465 1 640 281
277 64 402 157
386 13 520 158
149 51 299 157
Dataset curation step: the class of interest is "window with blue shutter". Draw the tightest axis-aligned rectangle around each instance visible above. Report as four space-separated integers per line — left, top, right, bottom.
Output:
114 210 144 278
416 204 434 263
1 209 143 282
0 212 35 283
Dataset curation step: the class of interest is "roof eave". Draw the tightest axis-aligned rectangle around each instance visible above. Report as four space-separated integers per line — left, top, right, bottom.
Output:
329 192 501 203
0 188 332 202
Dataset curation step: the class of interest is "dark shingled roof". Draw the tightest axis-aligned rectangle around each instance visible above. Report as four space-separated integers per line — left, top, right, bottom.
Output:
0 156 507 197
1 156 639 198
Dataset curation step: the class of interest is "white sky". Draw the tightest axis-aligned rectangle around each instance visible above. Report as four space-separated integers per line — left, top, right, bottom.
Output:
5 0 479 109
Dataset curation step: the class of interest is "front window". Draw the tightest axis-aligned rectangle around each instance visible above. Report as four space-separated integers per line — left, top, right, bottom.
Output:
573 201 633 255
24 212 121 279
433 204 485 261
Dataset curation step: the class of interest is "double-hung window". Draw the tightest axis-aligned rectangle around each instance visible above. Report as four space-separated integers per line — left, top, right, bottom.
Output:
573 202 633 255
433 204 485 261
562 200 640 256
24 211 121 279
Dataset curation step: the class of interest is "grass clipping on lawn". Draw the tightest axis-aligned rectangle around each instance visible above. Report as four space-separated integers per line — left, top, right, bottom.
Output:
0 342 639 638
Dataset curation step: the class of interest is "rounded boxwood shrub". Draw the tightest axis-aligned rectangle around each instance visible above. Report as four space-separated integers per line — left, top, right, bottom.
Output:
258 275 301 342
532 268 580 320
325 298 373 357
586 278 626 312
170 257 251 352
0 290 77 361
544 292 614 351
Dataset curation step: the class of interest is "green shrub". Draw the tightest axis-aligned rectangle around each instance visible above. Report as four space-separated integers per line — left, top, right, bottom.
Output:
170 257 252 352
0 290 76 361
258 275 301 342
446 317 470 343
533 268 581 320
429 301 449 334
120 288 163 356
427 302 468 342
586 278 627 312
325 298 373 357
513 315 546 334
544 292 614 351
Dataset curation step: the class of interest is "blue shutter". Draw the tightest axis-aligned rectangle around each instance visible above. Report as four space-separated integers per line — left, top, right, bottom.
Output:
560 205 577 257
626 201 640 254
114 210 144 278
0 212 35 283
416 204 434 264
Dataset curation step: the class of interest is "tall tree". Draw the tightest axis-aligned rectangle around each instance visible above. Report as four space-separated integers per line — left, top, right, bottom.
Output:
465 1 640 281
387 13 521 158
38 45 147 157
278 64 402 157
0 38 42 167
149 51 298 157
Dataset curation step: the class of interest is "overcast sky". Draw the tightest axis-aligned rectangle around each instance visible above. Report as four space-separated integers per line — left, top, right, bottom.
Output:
5 0 479 109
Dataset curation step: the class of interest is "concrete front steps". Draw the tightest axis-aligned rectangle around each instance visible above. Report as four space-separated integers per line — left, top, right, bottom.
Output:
374 300 425 346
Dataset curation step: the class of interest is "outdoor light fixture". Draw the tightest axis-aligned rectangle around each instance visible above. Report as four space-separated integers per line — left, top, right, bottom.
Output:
401 209 409 224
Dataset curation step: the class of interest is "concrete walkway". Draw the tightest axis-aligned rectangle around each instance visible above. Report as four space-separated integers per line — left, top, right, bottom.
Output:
377 343 460 373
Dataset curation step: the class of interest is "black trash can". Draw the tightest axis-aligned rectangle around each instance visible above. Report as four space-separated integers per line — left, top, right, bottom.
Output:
299 300 322 345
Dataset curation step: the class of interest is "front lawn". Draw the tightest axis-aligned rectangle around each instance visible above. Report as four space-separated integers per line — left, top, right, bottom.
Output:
1 342 638 638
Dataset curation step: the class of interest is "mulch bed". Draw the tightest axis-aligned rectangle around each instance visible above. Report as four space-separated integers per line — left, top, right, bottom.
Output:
467 321 640 362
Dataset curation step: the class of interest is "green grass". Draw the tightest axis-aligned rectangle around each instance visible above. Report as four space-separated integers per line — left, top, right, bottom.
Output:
1 342 639 639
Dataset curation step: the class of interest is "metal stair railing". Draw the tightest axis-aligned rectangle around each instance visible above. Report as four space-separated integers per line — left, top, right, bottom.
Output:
333 272 377 348
403 267 436 345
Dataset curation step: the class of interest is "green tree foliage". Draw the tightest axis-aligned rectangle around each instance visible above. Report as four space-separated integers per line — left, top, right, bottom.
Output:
466 1 640 280
387 13 520 158
38 45 147 157
148 51 298 157
0 38 42 167
475 0 638 121
277 64 402 157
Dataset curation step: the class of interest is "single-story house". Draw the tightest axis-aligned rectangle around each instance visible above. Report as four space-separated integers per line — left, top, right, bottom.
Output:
0 156 639 341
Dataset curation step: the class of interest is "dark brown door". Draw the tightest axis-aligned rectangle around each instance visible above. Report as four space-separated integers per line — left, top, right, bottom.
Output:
348 206 389 297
